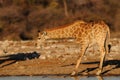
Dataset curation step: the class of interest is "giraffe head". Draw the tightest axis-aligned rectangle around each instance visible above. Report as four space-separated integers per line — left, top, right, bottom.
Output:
37 30 48 41
36 30 48 48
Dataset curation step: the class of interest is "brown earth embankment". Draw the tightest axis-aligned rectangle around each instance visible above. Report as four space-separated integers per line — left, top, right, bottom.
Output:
0 38 120 76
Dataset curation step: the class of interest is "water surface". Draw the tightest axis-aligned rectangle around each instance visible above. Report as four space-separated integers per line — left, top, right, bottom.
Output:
0 76 120 80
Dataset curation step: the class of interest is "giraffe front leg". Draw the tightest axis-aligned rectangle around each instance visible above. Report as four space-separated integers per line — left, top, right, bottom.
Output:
71 45 88 76
71 57 81 76
71 56 82 76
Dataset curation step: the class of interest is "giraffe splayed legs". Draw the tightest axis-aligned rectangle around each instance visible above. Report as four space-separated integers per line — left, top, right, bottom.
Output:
37 20 110 76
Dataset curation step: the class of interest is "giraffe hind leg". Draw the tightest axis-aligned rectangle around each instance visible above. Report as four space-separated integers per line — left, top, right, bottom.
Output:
96 46 106 75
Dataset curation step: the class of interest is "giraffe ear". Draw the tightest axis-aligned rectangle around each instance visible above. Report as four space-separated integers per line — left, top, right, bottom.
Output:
42 31 47 35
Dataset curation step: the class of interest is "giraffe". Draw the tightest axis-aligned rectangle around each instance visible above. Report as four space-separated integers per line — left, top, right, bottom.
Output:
37 20 110 76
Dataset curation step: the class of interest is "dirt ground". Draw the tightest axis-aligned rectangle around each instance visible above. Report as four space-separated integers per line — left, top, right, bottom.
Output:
0 38 120 76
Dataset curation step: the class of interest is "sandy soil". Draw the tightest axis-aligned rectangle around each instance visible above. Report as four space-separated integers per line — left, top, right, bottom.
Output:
0 38 120 76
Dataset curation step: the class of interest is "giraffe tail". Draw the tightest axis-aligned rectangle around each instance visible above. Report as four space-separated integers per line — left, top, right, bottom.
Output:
105 26 111 54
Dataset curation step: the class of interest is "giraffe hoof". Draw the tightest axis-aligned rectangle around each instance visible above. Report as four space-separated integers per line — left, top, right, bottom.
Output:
96 70 101 76
71 71 77 76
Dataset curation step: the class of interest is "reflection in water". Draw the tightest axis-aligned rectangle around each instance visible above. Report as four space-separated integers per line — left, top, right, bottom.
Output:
72 76 103 80
96 76 103 80
71 76 79 80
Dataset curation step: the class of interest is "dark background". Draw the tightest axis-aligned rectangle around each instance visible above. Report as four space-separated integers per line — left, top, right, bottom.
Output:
0 0 119 40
